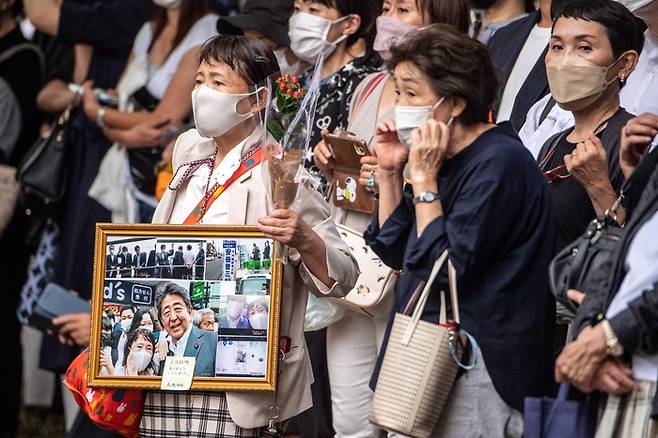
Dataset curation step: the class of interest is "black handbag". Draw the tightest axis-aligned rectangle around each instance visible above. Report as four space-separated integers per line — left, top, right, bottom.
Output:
548 196 624 318
17 107 71 213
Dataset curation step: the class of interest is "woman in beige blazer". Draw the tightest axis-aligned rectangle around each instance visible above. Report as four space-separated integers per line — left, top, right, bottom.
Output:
140 35 359 437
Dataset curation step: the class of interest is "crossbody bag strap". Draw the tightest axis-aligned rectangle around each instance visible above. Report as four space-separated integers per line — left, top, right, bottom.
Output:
183 146 264 225
348 72 386 128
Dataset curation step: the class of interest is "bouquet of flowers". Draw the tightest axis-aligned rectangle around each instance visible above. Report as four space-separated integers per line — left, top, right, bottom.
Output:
264 56 323 210
265 75 307 209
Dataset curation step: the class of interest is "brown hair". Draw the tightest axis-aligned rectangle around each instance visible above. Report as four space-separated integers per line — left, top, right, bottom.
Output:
417 0 470 33
150 0 210 59
388 24 500 125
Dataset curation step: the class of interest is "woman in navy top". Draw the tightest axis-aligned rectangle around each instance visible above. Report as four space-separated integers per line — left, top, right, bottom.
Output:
363 25 556 435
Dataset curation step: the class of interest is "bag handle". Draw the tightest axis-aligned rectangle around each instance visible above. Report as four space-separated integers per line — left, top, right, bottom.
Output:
401 250 459 345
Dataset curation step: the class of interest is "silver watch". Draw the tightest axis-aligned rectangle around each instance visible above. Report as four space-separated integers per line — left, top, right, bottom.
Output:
413 191 440 204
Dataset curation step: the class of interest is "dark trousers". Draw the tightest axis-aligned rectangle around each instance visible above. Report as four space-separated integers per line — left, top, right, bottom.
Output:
285 328 333 438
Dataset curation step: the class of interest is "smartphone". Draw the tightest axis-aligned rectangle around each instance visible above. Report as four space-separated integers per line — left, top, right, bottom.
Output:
29 282 91 333
68 83 119 108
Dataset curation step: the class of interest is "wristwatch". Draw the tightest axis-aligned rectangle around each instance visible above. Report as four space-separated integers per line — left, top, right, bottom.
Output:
413 191 440 204
600 319 624 357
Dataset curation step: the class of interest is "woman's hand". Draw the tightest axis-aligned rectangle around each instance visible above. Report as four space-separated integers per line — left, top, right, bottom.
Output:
157 337 169 361
314 130 335 180
564 135 610 191
620 114 658 178
82 81 101 122
100 349 115 375
555 324 608 392
53 313 91 346
375 119 409 173
126 353 138 376
592 359 638 395
409 119 450 186
257 209 314 250
359 154 379 190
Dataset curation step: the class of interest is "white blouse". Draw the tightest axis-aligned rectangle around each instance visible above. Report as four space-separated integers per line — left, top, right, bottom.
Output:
168 129 262 225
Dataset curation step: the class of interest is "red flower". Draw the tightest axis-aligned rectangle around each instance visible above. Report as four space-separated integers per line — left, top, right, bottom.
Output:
286 88 294 96
279 83 286 91
291 76 299 85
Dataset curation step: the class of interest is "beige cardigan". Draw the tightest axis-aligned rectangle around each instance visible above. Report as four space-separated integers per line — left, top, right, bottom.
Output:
150 128 359 428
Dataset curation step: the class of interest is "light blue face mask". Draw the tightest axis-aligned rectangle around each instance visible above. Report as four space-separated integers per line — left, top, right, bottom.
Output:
394 97 454 149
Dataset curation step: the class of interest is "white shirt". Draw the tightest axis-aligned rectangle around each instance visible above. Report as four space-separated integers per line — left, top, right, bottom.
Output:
606 210 658 382
497 25 552 123
116 332 128 367
167 324 193 357
169 129 261 225
183 250 195 265
519 31 658 156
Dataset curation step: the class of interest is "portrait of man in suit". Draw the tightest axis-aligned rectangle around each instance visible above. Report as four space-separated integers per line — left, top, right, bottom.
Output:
194 242 205 280
118 246 133 278
156 283 216 377
156 244 173 278
106 245 119 278
133 245 147 277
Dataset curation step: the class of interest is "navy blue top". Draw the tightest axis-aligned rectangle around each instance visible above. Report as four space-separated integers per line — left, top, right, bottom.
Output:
365 123 556 411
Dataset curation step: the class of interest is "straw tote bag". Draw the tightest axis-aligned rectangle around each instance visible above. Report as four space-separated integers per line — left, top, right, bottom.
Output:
370 250 463 437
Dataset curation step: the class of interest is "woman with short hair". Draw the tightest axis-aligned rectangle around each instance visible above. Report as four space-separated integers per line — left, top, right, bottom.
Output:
140 34 359 437
364 24 556 435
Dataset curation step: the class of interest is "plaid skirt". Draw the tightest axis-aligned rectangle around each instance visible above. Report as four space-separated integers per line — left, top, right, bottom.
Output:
140 392 283 438
595 381 657 438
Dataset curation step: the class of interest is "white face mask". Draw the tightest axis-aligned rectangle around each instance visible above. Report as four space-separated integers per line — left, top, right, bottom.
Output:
153 0 182 9
129 350 153 372
288 12 350 63
120 318 133 332
249 312 269 330
274 48 298 75
227 301 244 319
143 324 154 332
192 85 262 139
395 98 453 149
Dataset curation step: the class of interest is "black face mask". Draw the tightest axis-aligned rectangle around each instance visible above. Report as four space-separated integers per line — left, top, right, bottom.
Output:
470 0 497 9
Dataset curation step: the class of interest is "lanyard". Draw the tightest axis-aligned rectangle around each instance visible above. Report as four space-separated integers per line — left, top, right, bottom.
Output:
183 146 264 225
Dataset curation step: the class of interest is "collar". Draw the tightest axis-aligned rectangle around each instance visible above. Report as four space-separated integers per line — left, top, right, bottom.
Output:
167 322 193 350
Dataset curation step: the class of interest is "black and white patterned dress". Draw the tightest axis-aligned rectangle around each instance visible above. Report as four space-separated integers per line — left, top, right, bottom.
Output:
301 54 382 194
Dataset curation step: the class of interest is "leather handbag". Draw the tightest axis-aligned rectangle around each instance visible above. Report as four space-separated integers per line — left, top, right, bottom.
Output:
334 223 398 318
370 250 463 437
18 107 71 213
549 197 623 320
29 282 91 333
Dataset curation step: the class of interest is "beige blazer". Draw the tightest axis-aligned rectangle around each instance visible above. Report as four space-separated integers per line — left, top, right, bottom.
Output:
151 128 359 429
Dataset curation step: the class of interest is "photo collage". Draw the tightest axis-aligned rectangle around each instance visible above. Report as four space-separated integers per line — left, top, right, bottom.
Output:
99 235 275 380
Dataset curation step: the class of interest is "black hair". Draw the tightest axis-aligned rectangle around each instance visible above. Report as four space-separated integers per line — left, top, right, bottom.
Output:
155 282 193 320
122 328 156 369
186 244 192 250
555 0 645 58
387 24 500 126
161 244 166 250
127 308 157 335
198 34 279 90
310 0 382 55
101 316 113 332
119 305 136 318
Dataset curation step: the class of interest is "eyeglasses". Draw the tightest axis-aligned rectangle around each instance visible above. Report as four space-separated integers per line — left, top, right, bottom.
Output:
543 164 572 184
539 145 572 185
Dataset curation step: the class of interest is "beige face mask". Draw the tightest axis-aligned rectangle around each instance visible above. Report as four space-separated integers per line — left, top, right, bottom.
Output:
546 53 622 112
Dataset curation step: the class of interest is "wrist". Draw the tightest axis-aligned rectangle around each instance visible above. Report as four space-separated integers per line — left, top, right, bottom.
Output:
411 178 438 193
584 178 614 199
96 106 107 129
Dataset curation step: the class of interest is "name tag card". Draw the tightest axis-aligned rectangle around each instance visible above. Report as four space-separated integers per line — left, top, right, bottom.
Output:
160 357 196 391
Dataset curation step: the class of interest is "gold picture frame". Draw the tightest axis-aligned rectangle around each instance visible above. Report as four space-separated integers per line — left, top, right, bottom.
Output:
88 223 282 391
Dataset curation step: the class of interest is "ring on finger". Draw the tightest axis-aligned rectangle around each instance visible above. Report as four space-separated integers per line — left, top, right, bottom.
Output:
368 172 376 187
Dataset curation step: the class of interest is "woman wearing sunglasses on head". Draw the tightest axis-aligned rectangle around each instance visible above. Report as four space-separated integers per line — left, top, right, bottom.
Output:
538 0 644 252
